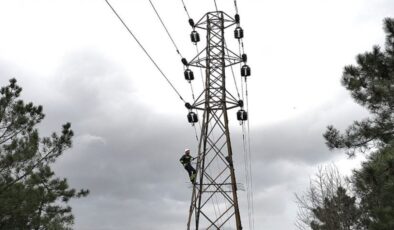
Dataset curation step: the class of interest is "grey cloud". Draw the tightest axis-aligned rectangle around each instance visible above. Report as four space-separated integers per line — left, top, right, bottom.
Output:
250 98 369 164
0 51 370 230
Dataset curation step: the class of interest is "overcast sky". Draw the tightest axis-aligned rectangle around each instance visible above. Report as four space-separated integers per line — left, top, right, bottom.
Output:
0 0 393 229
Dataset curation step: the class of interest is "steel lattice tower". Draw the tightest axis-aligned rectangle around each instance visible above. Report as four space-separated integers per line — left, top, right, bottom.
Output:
104 1 249 228
184 11 247 230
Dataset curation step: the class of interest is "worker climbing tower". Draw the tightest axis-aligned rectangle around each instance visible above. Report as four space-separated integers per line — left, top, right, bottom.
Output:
103 1 252 228
183 11 250 230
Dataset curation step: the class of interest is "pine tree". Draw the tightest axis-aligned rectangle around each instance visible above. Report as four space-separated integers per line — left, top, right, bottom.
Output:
295 165 362 230
324 18 394 157
310 187 361 230
352 144 394 230
322 17 394 229
0 79 89 229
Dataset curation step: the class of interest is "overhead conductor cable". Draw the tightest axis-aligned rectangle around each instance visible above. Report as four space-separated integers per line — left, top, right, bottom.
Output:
246 78 255 230
234 0 255 228
148 0 183 58
234 0 239 14
181 0 191 19
213 0 219 11
104 0 186 103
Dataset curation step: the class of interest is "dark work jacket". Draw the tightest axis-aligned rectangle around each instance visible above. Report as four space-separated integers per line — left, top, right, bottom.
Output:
180 154 192 166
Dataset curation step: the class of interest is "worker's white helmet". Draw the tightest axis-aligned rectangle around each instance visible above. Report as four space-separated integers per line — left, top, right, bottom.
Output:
185 148 190 154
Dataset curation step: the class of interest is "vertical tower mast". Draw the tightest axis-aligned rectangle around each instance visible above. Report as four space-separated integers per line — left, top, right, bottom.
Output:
184 11 249 230
104 1 251 228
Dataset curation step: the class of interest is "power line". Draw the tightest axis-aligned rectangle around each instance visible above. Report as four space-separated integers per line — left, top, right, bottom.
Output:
104 0 186 103
241 124 252 230
213 0 219 11
234 0 239 14
245 79 255 230
241 94 254 230
240 74 255 230
148 0 183 58
180 0 191 19
240 39 246 55
237 27 254 228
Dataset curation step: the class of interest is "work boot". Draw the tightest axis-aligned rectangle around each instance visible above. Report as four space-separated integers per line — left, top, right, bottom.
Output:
190 173 197 183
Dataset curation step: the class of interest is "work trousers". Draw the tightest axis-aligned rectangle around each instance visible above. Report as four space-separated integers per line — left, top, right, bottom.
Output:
184 163 196 177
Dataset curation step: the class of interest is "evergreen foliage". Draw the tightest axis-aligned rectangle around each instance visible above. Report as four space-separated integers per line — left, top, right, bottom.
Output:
0 79 89 229
295 165 361 230
297 18 394 230
324 18 394 157
310 187 361 230
353 144 394 230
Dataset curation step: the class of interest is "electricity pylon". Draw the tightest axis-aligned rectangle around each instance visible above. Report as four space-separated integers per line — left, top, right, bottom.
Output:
183 11 249 230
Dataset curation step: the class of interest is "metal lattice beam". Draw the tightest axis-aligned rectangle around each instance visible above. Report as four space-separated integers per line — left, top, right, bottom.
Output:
186 11 243 230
